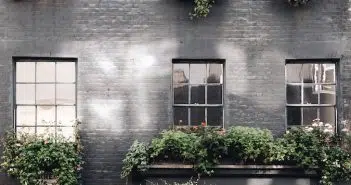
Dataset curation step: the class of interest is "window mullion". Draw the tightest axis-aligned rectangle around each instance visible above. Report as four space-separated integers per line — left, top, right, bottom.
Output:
188 64 191 126
34 62 37 135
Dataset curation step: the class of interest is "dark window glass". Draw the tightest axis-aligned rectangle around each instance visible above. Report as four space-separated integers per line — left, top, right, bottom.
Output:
320 107 335 126
287 107 301 126
174 84 188 104
302 107 318 125
174 107 188 126
208 85 222 104
191 107 205 126
191 85 205 104
303 84 318 104
286 84 301 104
207 107 222 126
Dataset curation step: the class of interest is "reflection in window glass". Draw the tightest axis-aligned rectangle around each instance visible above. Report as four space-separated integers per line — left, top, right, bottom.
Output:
286 61 336 129
15 60 77 140
190 64 206 84
173 64 189 83
173 61 224 127
36 84 55 105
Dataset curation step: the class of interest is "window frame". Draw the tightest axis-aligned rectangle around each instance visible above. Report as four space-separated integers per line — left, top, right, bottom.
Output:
172 59 225 127
285 58 339 132
13 57 78 138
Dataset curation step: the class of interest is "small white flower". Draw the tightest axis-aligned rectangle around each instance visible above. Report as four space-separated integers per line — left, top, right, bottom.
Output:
305 127 313 132
318 122 324 127
312 123 319 127
324 123 333 129
286 130 290 134
341 128 349 133
323 129 333 133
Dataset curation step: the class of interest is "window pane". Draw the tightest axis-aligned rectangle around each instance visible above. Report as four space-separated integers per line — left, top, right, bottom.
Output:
322 64 335 83
302 64 315 83
320 85 336 104
16 62 35 82
16 106 35 126
174 107 188 126
208 85 222 104
57 84 75 105
302 107 318 125
37 106 55 125
16 127 35 137
190 107 205 126
286 64 302 83
191 85 205 104
207 64 222 83
57 106 76 126
207 107 222 126
56 62 75 82
320 107 336 127
173 64 189 83
286 84 301 104
287 107 301 126
174 84 188 104
16 84 35 104
36 84 55 104
37 127 55 138
57 127 75 141
303 84 318 104
36 62 55 82
190 64 206 84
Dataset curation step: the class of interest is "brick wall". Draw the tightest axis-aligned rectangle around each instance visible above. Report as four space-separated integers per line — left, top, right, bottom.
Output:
0 0 350 184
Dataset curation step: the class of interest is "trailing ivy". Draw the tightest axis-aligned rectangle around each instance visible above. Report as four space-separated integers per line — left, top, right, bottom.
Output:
121 124 351 185
1 122 83 185
190 0 215 19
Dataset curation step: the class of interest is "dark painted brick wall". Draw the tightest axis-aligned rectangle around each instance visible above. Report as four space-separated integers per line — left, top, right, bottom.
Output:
0 0 351 184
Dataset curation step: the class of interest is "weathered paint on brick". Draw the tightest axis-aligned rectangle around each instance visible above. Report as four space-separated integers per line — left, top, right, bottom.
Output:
0 0 351 185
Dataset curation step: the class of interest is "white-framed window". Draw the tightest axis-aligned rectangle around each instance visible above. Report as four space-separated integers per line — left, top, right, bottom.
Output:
172 59 224 127
285 59 337 130
14 58 77 139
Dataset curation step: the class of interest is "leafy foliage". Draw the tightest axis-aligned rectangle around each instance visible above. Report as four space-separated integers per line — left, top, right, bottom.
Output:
225 127 273 164
121 140 149 179
121 124 351 185
1 123 83 185
190 0 215 19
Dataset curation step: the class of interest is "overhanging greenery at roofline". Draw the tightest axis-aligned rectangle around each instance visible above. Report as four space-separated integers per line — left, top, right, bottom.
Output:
121 121 351 185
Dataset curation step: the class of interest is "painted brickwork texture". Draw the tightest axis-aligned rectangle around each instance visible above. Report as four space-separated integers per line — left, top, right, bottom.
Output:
0 0 350 184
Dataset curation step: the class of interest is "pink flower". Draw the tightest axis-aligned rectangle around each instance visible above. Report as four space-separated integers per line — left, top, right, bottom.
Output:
201 122 207 127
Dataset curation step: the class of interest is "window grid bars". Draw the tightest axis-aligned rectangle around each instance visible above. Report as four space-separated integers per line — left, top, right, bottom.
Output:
286 63 336 126
173 62 223 126
15 60 77 136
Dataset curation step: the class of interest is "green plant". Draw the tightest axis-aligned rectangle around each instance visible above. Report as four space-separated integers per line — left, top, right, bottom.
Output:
1 123 83 185
150 130 197 163
121 140 149 179
190 0 215 19
225 126 273 164
121 125 351 185
194 127 226 175
288 0 310 7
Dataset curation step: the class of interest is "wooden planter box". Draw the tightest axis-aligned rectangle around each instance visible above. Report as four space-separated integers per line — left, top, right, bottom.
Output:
131 164 320 185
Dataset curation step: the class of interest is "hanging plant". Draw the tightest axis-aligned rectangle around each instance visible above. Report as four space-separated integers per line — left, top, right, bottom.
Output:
190 0 215 19
288 0 310 7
